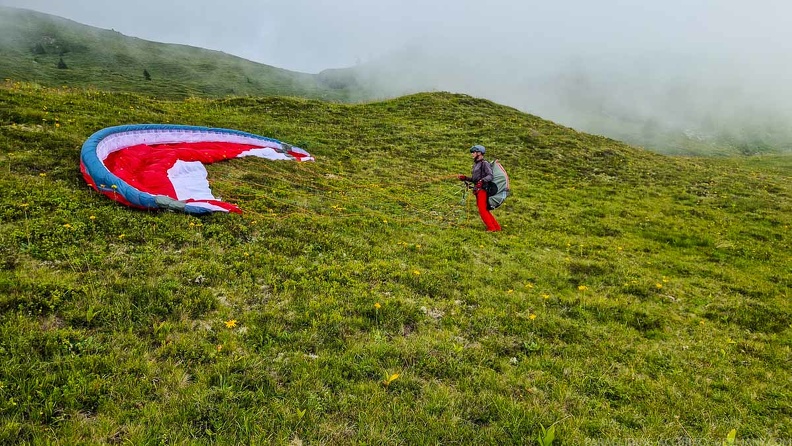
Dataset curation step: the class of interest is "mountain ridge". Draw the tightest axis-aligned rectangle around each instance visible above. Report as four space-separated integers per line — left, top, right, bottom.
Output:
4 5 792 157
0 6 360 100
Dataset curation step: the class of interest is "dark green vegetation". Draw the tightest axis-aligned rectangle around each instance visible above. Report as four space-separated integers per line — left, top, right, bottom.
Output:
1 80 791 444
0 6 359 101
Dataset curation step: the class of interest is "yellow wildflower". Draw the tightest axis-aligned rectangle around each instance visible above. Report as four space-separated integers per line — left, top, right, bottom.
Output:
413 270 421 275
225 319 238 328
384 373 400 386
578 285 588 291
374 302 381 309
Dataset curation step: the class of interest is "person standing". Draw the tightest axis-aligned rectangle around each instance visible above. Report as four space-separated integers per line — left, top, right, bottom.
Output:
458 145 501 232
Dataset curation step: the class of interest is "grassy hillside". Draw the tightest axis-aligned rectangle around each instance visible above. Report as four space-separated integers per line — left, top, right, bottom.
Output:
0 6 356 101
4 5 791 158
1 80 791 444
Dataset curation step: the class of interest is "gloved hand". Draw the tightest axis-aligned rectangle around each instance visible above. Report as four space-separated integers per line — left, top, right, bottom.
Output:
475 181 483 189
457 174 467 181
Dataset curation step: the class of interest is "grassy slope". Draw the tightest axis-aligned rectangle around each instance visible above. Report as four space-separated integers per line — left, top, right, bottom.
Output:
1 81 791 444
0 7 353 101
5 5 792 158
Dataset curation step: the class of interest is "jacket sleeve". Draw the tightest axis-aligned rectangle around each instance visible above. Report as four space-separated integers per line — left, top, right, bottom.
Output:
480 161 494 183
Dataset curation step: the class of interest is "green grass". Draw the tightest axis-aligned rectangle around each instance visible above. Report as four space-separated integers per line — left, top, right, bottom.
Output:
1 80 791 444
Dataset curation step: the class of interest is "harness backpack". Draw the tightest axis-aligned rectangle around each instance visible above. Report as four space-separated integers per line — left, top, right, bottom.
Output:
486 159 511 209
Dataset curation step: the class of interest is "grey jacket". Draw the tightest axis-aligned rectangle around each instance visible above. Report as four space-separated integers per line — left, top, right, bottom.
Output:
466 158 493 184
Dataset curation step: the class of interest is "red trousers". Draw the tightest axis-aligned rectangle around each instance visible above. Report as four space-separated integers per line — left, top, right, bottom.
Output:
476 189 501 231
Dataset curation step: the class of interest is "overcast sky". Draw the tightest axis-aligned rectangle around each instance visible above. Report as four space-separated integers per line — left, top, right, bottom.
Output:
2 0 790 73
3 0 791 150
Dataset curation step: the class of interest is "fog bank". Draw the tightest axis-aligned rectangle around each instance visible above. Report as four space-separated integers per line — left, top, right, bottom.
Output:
3 0 792 153
352 40 792 154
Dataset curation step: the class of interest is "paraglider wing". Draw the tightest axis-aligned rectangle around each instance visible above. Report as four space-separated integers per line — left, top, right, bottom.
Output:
80 124 313 214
